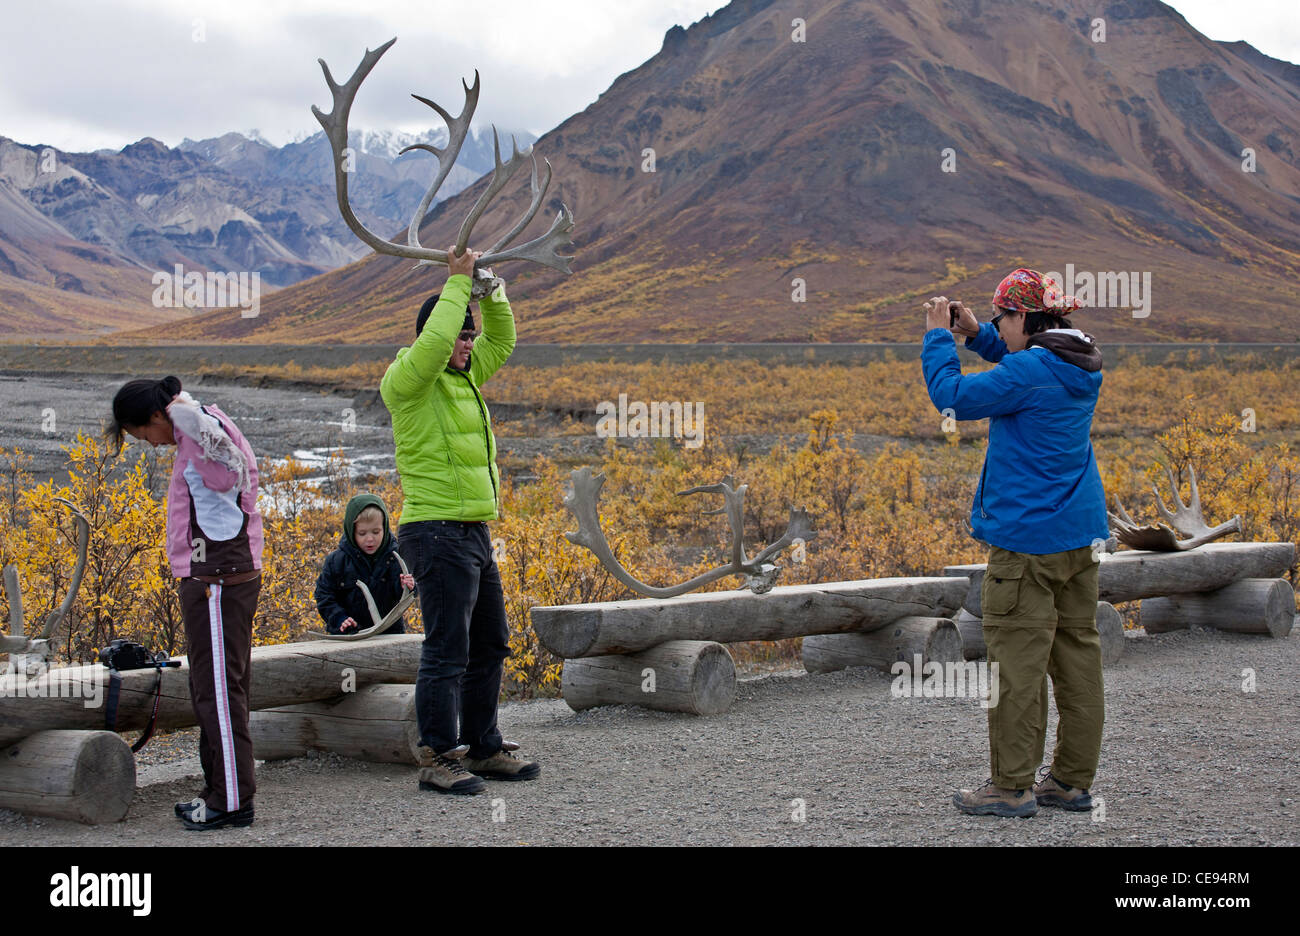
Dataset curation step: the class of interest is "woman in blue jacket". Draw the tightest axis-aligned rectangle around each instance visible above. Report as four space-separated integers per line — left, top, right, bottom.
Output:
922 268 1109 819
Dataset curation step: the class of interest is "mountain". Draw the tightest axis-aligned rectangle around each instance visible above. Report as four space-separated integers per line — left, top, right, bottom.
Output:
145 0 1300 345
0 124 536 337
175 125 537 239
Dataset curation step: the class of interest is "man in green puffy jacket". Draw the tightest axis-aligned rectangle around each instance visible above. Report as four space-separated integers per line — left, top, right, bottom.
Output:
381 244 540 795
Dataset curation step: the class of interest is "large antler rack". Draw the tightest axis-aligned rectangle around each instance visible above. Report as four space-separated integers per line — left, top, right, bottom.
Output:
312 38 575 280
563 467 816 598
1109 465 1241 551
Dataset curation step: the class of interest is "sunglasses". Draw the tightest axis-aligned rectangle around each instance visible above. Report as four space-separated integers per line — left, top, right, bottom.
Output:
990 307 1015 331
457 330 479 343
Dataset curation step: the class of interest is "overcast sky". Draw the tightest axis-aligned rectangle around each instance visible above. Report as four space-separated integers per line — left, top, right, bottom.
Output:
1 0 1296 153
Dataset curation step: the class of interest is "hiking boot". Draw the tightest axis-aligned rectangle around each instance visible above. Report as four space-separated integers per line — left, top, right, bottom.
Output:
417 743 469 766
174 796 204 819
181 802 255 830
952 780 1038 817
417 746 486 795
1033 768 1093 811
462 749 540 781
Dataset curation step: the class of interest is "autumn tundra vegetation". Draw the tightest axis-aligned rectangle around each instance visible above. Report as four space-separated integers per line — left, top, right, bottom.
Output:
1 356 1297 699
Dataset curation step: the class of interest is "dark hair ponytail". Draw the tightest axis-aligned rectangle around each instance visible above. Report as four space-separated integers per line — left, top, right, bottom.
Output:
105 376 182 452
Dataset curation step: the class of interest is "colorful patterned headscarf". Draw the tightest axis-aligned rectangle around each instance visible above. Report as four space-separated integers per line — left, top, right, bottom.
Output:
992 268 1083 314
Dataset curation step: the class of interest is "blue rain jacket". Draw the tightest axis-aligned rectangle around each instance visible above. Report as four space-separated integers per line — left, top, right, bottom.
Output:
922 323 1109 555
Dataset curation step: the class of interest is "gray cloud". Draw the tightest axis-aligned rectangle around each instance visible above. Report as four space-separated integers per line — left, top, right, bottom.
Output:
0 0 1295 153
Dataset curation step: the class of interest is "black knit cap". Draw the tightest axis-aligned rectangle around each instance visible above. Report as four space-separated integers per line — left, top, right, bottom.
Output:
415 293 475 339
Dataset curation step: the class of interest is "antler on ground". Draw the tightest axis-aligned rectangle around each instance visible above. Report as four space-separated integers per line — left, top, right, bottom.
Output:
314 38 574 273
563 467 816 598
1109 465 1241 551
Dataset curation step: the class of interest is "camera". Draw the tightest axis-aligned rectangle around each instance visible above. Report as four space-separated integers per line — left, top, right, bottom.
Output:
98 639 168 671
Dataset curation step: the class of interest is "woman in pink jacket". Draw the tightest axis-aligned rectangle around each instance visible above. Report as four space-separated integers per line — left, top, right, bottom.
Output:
107 375 262 830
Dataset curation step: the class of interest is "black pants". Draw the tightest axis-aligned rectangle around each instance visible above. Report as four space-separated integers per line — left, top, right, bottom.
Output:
398 521 510 757
179 575 259 812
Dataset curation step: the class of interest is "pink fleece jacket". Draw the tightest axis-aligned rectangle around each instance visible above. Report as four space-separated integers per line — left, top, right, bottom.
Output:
165 402 264 579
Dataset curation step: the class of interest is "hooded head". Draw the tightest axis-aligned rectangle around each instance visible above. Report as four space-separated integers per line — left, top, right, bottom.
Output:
343 493 393 561
415 293 476 371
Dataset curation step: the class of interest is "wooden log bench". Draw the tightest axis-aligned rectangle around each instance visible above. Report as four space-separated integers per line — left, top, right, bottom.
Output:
531 577 968 714
532 577 968 659
0 634 424 749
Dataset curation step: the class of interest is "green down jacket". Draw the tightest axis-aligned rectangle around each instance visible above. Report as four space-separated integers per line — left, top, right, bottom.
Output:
380 274 515 523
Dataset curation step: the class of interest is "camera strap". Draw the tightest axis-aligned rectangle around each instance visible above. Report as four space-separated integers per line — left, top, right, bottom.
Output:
104 663 171 754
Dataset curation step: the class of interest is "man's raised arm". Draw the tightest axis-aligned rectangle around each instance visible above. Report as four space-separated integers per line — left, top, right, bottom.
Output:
381 247 479 405
469 277 516 388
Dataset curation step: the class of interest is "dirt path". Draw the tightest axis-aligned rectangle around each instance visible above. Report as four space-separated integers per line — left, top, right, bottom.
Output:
3 624 1296 846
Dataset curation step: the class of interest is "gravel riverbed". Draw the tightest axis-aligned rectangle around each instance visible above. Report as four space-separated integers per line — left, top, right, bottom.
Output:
2 624 1296 847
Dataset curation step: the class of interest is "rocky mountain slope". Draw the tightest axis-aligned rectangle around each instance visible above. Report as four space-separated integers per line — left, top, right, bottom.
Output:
0 125 534 337
147 0 1300 344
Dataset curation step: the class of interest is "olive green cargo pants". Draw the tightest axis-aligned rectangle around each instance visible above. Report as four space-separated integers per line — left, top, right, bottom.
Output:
982 544 1104 790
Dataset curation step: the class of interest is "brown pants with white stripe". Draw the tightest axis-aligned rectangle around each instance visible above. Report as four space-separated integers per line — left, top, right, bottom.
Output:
180 576 260 812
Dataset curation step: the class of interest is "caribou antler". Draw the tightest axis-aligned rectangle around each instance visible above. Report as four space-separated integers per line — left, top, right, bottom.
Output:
313 38 575 279
1 498 89 667
1109 465 1241 551
562 467 816 598
308 553 417 641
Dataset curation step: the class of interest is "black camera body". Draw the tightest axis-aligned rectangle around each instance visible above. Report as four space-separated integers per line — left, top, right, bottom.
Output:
99 639 167 671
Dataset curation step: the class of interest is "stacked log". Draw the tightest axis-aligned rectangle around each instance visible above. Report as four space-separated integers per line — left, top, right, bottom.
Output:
953 609 985 660
801 617 962 674
1095 602 1125 664
0 730 134 824
1141 578 1295 638
250 684 421 763
562 641 736 715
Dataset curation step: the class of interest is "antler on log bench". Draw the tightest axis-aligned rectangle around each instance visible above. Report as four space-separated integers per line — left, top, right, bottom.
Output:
531 577 969 715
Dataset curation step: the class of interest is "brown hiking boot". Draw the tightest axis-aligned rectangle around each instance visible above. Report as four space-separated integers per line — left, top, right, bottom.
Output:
1033 768 1093 811
952 780 1038 817
462 749 541 781
416 745 486 795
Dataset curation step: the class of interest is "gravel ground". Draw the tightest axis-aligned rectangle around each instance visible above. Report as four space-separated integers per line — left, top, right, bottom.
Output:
2 624 1296 846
